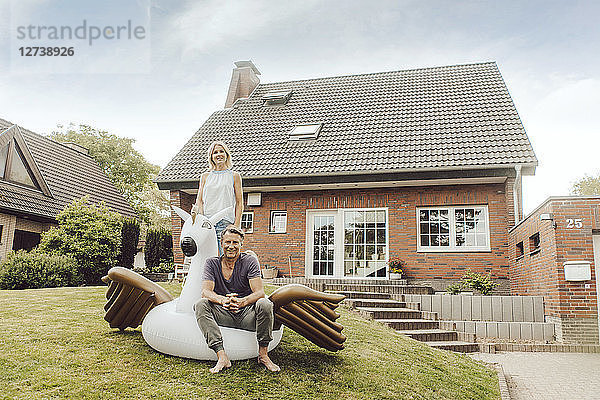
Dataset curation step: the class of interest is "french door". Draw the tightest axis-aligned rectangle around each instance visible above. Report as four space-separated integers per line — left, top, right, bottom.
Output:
309 212 336 277
306 208 389 278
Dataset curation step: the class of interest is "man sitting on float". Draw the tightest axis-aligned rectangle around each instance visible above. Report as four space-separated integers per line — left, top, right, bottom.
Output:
194 225 280 373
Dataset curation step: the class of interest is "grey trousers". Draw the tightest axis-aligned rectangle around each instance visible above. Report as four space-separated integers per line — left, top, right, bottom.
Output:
194 297 274 353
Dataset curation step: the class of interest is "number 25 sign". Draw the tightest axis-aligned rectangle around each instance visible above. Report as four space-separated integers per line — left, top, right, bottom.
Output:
566 218 583 228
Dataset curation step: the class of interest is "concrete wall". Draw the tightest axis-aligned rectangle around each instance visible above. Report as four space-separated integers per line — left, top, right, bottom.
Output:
440 320 555 342
402 293 545 322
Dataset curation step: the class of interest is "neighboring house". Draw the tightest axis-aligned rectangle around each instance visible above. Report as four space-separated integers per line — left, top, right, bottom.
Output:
510 196 600 343
0 118 137 260
157 61 537 286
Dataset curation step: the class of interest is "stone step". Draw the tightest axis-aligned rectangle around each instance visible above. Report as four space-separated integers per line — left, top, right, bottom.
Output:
327 290 392 300
427 341 480 353
396 329 459 342
325 283 433 295
345 298 417 309
357 307 423 320
377 319 440 330
271 277 408 287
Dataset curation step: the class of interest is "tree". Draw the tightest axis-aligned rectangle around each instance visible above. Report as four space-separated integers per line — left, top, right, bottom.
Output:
144 228 173 272
38 197 122 285
50 124 170 226
571 173 600 196
118 218 141 269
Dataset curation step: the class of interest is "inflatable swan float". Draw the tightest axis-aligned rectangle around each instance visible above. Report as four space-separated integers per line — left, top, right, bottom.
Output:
102 206 346 360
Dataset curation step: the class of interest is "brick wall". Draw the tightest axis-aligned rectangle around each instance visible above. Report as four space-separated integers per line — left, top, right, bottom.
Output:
15 218 54 233
510 197 600 343
171 181 514 281
0 213 17 260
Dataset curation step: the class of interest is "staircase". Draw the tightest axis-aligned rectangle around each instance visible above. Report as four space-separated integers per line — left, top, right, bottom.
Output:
326 283 479 353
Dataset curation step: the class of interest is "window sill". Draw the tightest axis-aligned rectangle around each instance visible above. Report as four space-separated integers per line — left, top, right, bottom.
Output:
515 255 525 261
417 248 492 253
269 231 287 234
529 248 541 256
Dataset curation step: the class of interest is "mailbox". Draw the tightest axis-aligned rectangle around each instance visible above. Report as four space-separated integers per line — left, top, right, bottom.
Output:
563 261 591 281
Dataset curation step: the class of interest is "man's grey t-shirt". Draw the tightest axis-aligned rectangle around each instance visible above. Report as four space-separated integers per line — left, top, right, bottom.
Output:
202 253 261 298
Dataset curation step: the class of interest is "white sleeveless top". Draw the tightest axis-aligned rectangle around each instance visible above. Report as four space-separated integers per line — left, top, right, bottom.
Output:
202 169 236 223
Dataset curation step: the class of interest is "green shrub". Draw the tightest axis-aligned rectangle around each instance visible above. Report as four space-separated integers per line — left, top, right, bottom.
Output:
446 281 466 295
118 218 140 268
154 261 174 274
38 197 122 285
461 270 498 295
144 228 173 272
0 250 81 290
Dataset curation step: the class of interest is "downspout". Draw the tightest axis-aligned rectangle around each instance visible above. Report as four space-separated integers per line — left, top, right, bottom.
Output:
513 165 522 224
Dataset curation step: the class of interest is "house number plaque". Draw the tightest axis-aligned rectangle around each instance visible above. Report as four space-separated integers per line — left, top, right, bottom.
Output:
566 218 583 228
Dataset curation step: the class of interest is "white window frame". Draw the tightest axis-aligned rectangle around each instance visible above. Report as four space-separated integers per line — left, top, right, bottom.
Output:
241 211 254 233
305 207 389 279
416 205 491 252
270 211 287 233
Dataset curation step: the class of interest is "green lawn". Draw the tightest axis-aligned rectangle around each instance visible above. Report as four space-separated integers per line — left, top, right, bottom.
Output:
0 284 499 399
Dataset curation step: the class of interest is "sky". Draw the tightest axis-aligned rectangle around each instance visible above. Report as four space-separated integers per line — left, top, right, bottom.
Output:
0 0 598 214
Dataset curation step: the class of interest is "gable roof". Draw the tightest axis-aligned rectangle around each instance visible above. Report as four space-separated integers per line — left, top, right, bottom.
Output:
157 62 537 187
0 118 137 221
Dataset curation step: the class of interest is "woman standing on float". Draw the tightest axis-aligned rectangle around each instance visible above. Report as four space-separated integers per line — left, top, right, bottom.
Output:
191 141 243 255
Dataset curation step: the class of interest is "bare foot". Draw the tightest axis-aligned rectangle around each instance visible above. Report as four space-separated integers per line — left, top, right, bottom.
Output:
210 353 231 374
258 355 280 372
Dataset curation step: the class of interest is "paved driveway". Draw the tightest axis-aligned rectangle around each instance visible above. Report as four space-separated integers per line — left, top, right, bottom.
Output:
470 352 600 400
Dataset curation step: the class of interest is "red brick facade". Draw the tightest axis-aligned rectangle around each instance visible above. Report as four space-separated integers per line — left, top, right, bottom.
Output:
509 197 600 343
171 178 517 281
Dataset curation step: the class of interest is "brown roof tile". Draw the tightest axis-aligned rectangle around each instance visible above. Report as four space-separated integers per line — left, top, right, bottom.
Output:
157 62 537 185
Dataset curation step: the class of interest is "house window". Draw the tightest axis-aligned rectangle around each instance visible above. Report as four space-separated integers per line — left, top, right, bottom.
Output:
529 232 540 254
0 139 39 189
12 229 41 252
344 209 387 277
312 215 335 276
262 90 293 105
417 206 490 252
0 225 3 244
270 211 287 233
289 124 322 141
241 212 254 233
516 241 524 258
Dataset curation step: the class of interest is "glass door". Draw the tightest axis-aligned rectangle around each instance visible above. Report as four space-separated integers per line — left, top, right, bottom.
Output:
310 213 336 277
344 209 388 278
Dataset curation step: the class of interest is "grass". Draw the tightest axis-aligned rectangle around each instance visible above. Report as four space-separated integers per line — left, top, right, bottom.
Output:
0 283 499 399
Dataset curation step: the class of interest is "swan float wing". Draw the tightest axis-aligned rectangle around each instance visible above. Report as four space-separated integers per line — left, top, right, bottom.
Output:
268 284 346 351
102 267 174 330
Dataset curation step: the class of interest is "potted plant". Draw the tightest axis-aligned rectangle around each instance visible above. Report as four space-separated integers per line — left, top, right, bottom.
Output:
388 259 404 280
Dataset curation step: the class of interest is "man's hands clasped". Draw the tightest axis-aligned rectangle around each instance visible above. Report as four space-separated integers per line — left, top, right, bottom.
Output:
222 293 246 311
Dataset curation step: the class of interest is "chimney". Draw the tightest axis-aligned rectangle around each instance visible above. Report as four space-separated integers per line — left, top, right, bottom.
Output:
224 60 261 108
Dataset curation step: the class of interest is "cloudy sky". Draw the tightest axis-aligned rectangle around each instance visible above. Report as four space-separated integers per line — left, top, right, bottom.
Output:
0 0 598 213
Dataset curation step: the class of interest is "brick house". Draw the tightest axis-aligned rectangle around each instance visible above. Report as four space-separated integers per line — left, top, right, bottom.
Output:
0 118 137 259
157 61 537 287
509 196 600 343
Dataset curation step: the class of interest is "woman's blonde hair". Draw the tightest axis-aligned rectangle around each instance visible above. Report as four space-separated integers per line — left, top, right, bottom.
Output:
207 141 233 170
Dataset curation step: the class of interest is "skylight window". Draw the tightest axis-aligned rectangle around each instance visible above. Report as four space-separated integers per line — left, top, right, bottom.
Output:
262 90 293 105
289 124 322 141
